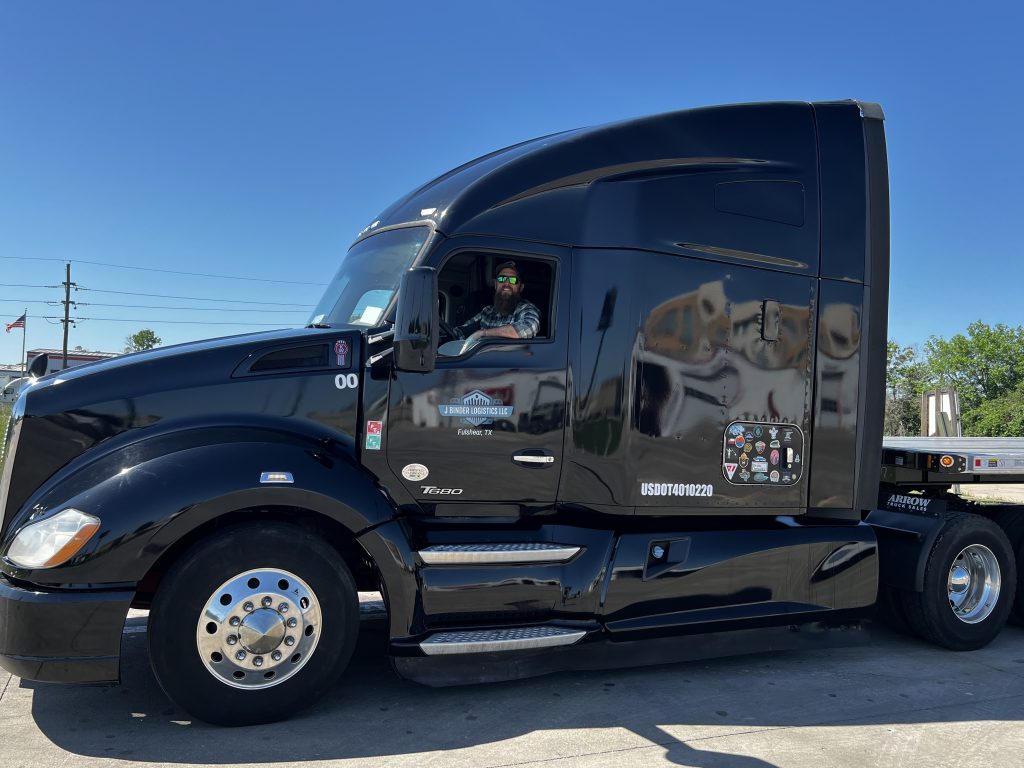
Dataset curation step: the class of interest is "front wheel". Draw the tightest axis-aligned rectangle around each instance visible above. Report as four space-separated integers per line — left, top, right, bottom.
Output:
901 512 1017 651
148 522 359 725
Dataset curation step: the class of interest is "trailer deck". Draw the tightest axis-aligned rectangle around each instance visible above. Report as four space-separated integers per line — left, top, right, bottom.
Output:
881 436 1024 486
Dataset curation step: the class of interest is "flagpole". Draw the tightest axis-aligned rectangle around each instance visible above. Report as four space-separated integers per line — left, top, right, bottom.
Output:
21 308 26 376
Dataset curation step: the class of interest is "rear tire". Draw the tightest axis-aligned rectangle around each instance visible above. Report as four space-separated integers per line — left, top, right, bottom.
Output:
901 512 1016 651
148 522 359 726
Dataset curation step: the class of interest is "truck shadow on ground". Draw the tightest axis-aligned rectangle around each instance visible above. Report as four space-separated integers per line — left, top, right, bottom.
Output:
23 619 1024 767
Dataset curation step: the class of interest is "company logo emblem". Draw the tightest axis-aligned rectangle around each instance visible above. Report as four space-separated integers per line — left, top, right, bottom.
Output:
769 427 779 440
754 472 768 482
752 458 769 473
770 470 780 483
724 463 738 480
784 430 794 442
735 435 746 449
755 441 766 454
886 494 932 511
334 339 350 368
770 449 780 466
754 427 763 437
743 443 753 454
729 423 745 436
770 440 781 449
438 390 514 427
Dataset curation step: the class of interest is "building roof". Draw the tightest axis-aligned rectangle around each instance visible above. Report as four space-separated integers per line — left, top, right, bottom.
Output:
27 348 120 360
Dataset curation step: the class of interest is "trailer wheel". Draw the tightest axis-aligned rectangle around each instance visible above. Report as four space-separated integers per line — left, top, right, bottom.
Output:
148 522 359 726
901 512 1016 651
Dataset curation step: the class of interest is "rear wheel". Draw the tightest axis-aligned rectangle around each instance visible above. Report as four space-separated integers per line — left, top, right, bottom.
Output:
148 522 359 725
901 512 1016 651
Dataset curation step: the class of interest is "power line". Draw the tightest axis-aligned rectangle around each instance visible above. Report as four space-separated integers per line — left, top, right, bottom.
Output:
0 282 61 289
76 302 307 313
40 315 296 327
76 286 314 306
0 255 322 286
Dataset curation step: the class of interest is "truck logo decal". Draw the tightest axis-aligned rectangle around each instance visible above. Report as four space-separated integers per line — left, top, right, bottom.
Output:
724 463 737 480
334 339 350 368
438 390 514 427
886 494 932 511
420 486 464 495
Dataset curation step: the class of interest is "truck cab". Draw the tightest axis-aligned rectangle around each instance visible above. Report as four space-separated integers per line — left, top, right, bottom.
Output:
5 101 1002 727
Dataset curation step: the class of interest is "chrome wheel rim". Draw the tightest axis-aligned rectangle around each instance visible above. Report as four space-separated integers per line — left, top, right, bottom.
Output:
947 544 1001 624
196 568 321 689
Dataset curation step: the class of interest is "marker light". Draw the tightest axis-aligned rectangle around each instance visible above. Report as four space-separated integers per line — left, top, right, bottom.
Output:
6 509 100 569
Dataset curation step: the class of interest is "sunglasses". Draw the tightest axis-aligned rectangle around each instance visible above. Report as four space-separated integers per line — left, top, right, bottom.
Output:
496 275 520 285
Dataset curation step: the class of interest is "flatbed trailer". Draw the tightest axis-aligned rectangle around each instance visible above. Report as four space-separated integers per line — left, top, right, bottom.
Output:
882 437 1024 486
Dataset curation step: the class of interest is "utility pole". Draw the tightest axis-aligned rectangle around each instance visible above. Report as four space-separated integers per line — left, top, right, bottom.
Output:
61 262 73 370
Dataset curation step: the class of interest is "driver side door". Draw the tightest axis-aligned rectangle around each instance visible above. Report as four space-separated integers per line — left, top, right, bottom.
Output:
384 239 570 512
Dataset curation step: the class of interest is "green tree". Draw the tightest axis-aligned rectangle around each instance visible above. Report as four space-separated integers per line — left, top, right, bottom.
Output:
924 321 1024 436
884 340 925 435
124 328 162 353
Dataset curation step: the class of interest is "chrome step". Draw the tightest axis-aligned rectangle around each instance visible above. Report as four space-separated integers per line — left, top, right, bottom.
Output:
420 626 587 655
418 543 581 565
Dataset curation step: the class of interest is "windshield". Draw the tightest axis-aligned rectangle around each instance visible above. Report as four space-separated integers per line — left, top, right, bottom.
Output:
308 226 430 328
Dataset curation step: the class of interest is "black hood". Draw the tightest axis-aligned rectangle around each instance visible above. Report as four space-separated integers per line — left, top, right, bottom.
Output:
2 327 363 530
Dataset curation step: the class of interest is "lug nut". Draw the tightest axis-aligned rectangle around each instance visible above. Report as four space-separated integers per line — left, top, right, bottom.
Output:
271 651 282 661
262 596 273 607
235 650 247 661
285 637 296 647
226 635 238 645
253 656 264 667
286 617 298 628
278 603 289 613
243 601 254 612
229 616 241 627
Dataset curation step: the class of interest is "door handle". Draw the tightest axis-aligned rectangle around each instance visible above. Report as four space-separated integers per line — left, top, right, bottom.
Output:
512 450 555 466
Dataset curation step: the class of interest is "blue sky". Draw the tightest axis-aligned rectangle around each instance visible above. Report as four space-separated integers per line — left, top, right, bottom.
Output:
1 1 1021 365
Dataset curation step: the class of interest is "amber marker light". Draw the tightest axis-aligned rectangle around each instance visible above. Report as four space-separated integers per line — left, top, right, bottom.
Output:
5 509 101 569
940 455 955 469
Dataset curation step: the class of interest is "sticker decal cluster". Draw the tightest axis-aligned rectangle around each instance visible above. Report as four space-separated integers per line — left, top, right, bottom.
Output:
365 420 383 450
722 421 803 485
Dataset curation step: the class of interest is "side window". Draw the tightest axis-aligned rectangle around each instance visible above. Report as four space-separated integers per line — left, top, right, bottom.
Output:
436 252 554 357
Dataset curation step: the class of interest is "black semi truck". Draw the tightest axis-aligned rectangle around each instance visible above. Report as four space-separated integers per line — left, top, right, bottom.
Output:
2 100 1023 726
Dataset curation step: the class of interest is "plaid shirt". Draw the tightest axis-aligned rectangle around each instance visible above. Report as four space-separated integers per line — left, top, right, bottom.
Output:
456 299 540 339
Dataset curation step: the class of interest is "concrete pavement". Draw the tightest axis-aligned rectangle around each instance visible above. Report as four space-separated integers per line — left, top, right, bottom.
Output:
2 608 1023 768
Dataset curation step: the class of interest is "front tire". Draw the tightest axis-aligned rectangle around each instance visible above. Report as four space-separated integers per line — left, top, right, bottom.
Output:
148 522 359 726
901 512 1016 651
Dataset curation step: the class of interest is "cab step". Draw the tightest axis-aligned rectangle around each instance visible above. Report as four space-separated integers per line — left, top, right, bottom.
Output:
419 626 587 655
418 543 581 565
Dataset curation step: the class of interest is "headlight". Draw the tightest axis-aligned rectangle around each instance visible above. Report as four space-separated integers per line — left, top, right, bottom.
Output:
6 508 100 569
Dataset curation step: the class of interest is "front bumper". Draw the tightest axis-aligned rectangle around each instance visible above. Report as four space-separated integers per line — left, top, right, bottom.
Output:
0 574 134 683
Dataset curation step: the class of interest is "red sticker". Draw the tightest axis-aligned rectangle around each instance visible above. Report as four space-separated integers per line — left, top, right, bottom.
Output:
366 421 382 435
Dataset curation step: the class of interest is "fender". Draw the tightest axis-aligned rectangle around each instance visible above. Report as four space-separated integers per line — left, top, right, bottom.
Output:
3 426 400 587
865 507 946 592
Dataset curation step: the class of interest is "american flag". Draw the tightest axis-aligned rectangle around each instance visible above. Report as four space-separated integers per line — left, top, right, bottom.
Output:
5 314 25 333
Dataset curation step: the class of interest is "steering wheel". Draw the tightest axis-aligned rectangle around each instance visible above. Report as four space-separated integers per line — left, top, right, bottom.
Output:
438 318 458 341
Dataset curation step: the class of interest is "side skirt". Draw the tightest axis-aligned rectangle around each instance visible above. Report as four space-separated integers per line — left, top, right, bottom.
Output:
392 620 868 687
